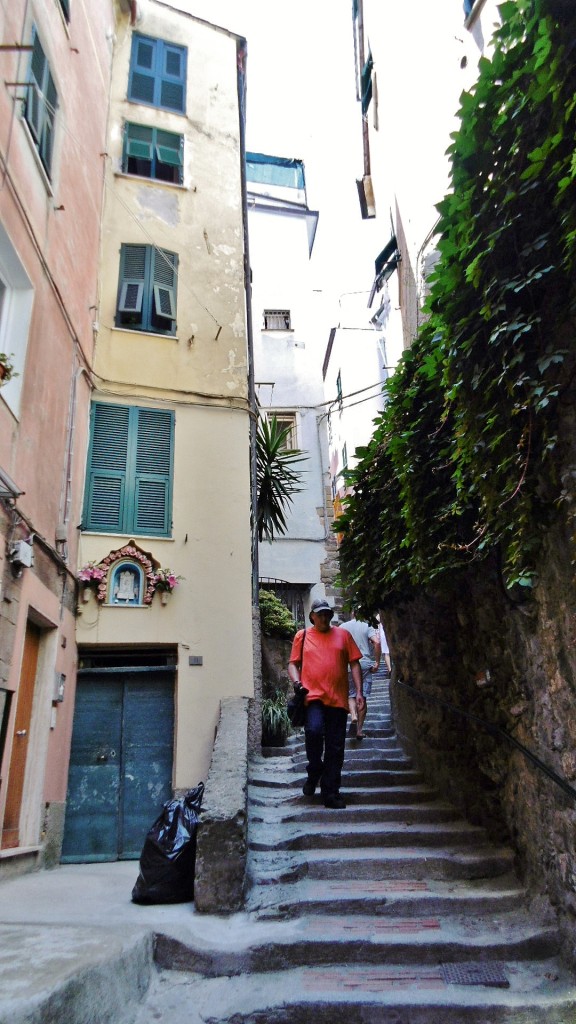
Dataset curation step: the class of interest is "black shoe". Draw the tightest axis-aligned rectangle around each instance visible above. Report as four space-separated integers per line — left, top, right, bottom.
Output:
324 794 346 809
348 720 357 738
303 779 317 796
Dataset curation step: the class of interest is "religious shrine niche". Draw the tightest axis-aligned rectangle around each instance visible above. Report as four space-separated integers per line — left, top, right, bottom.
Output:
96 542 159 605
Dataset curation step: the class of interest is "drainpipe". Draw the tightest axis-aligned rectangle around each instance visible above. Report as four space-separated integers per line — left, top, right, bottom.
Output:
237 39 259 607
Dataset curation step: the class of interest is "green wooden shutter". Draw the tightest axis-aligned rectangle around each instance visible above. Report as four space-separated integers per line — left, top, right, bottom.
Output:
84 404 173 536
132 409 173 535
85 404 130 531
118 244 147 321
152 248 177 323
125 123 154 163
156 129 183 168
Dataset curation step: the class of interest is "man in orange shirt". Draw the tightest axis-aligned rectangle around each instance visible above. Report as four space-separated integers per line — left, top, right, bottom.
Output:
288 598 364 809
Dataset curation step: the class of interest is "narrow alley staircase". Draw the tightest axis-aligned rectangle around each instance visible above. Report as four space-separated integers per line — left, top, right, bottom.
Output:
138 672 576 1023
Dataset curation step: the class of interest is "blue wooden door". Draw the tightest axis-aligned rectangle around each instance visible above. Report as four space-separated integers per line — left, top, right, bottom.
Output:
62 667 174 862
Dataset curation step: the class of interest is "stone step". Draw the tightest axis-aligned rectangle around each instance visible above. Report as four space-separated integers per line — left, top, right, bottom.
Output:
247 843 515 883
291 750 412 767
249 800 462 825
250 768 425 789
245 874 526 919
249 783 442 806
154 911 560 976
248 820 491 852
135 960 576 1024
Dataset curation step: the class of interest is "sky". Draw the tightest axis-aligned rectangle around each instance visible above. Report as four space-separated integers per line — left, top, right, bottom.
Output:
174 0 380 301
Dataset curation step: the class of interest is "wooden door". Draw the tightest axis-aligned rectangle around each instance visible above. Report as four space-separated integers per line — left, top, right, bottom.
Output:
61 667 174 862
1 622 41 849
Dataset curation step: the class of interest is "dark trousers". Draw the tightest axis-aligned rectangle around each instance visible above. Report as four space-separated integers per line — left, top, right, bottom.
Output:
304 701 348 798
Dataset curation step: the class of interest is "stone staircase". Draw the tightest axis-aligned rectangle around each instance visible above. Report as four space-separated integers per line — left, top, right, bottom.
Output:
137 673 576 1023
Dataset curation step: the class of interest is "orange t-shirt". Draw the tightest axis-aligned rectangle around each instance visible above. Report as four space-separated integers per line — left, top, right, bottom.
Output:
289 626 362 710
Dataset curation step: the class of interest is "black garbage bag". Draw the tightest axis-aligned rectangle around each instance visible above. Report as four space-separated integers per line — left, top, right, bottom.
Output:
131 782 204 904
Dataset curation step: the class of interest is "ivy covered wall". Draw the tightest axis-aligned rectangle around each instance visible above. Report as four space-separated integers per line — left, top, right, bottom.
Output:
339 0 576 955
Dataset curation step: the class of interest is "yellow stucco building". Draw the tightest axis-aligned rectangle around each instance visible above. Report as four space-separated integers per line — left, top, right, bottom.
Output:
70 1 254 861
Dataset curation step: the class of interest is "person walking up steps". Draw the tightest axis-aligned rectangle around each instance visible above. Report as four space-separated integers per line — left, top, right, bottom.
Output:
288 598 363 809
340 608 381 740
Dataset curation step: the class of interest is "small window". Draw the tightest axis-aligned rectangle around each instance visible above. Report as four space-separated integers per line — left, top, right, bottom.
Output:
123 122 183 185
342 442 348 470
25 29 57 176
116 244 178 335
263 309 291 330
336 371 343 410
128 33 187 114
58 0 70 22
273 414 297 450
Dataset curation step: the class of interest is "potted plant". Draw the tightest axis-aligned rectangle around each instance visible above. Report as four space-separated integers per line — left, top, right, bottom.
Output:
262 691 291 748
153 568 183 604
77 561 106 601
0 353 17 385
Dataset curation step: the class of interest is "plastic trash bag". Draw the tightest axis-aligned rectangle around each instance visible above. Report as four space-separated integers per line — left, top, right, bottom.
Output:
131 782 204 904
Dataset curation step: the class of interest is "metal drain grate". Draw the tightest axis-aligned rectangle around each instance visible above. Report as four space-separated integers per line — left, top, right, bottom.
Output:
441 962 510 988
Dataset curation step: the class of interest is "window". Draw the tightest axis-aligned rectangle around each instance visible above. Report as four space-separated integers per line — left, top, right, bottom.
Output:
25 29 57 176
273 414 297 450
122 122 183 184
336 371 343 410
128 33 187 114
83 403 174 536
116 244 178 335
58 0 70 22
0 223 34 417
263 309 291 330
342 443 348 471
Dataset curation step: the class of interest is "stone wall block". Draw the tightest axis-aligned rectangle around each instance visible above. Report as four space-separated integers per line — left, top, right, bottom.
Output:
194 696 249 914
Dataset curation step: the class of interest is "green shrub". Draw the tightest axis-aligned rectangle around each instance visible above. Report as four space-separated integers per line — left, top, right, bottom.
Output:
259 589 297 640
262 692 291 747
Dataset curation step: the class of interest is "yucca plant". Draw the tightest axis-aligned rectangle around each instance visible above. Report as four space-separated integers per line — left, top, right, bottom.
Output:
256 416 307 542
262 692 291 747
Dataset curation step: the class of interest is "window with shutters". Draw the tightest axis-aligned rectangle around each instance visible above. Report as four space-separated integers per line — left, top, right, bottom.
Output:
24 28 58 176
122 122 183 184
83 403 174 536
116 244 178 335
128 34 187 114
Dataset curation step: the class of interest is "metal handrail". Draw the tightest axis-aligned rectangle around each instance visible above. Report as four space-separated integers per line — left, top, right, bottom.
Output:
394 676 576 803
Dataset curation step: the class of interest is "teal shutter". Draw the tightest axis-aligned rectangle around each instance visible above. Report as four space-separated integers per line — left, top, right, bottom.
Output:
118 245 147 321
152 248 177 323
129 35 156 105
125 122 153 162
84 405 173 536
85 404 130 531
129 35 186 113
159 43 186 113
133 409 173 534
156 128 183 168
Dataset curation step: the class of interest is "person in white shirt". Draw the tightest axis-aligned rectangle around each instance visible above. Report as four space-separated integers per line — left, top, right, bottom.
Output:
340 609 380 739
